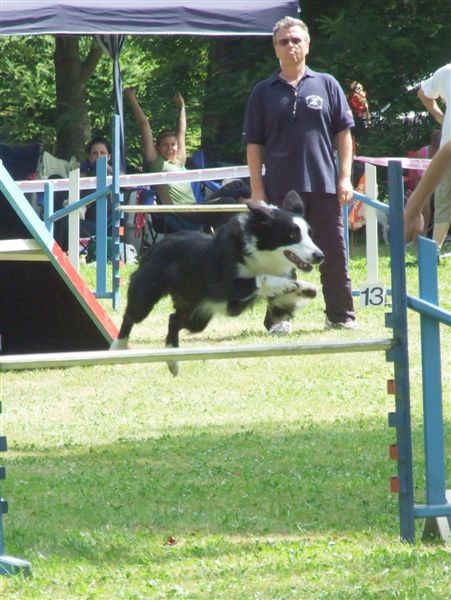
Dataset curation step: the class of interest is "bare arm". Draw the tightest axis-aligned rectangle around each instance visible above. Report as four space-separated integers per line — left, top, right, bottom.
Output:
335 128 354 205
246 143 266 202
417 88 444 126
174 93 187 165
404 140 451 242
124 87 157 165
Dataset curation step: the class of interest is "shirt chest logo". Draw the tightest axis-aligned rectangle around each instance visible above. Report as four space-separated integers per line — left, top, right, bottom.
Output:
306 95 323 110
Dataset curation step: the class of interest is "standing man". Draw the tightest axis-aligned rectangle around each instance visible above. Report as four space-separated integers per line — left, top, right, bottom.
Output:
242 16 356 333
417 63 451 250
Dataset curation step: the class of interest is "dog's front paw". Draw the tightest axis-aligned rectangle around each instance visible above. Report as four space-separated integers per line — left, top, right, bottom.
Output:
296 284 318 299
257 275 300 299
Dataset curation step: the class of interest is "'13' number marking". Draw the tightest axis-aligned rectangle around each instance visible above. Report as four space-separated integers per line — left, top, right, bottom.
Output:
360 285 385 307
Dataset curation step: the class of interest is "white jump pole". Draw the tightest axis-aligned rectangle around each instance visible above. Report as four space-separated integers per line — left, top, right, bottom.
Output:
364 162 379 284
67 168 81 271
0 338 395 371
120 204 248 214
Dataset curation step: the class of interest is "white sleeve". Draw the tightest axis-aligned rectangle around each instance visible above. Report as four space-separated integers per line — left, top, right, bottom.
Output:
422 74 439 99
421 64 450 100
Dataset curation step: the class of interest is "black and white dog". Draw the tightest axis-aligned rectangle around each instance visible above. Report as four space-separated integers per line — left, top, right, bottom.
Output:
111 191 324 375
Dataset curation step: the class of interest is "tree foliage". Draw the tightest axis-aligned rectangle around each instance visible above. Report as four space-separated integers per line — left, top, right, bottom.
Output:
301 0 451 156
120 35 210 171
0 0 449 168
0 36 56 145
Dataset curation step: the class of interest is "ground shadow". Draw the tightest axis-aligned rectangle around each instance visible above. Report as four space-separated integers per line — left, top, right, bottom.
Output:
4 418 426 564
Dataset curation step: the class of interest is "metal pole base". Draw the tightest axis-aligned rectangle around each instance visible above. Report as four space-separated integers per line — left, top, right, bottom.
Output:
0 555 32 577
422 490 451 546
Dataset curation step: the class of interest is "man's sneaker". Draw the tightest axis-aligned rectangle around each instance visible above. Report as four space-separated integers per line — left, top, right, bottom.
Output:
269 320 292 335
324 317 357 331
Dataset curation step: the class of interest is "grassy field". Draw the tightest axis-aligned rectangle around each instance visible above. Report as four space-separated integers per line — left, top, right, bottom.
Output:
1 240 450 599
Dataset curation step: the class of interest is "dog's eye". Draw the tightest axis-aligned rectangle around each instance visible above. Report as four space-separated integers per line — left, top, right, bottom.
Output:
290 231 299 241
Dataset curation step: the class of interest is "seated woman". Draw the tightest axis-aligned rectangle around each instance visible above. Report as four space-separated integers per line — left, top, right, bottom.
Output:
124 87 249 231
79 136 113 237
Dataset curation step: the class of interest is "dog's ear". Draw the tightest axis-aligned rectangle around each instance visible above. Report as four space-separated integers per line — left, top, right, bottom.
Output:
245 200 275 217
245 200 269 211
245 200 275 228
282 190 305 216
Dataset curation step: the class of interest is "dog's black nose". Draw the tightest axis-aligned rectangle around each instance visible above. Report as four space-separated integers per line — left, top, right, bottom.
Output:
313 251 325 264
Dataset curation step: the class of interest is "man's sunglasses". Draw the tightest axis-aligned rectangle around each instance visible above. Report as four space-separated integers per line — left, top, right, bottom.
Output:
277 37 304 47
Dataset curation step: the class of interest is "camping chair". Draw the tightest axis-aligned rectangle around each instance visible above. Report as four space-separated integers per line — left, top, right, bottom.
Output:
187 149 221 203
134 187 202 257
0 142 43 181
0 142 43 211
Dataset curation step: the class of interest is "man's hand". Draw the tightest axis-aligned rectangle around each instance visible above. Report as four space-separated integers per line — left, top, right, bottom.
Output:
404 203 424 244
337 176 354 206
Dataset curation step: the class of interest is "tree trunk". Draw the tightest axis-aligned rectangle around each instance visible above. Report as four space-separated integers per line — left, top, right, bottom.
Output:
201 37 269 165
54 36 102 161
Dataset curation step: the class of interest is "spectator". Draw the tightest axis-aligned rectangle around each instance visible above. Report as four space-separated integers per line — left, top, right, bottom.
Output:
405 140 451 244
347 80 371 156
79 137 113 236
417 63 451 248
124 87 249 231
242 16 356 334
80 137 113 177
405 130 441 236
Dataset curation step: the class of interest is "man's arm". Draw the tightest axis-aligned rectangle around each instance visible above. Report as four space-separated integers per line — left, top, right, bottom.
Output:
124 87 157 165
335 128 354 205
417 88 444 126
404 140 451 242
246 143 266 202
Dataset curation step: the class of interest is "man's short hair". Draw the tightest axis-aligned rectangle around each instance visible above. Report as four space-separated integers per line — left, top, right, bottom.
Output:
272 16 310 43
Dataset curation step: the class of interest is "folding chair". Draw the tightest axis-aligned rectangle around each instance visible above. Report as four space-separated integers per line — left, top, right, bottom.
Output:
0 142 43 181
0 142 43 213
187 149 221 203
135 187 203 257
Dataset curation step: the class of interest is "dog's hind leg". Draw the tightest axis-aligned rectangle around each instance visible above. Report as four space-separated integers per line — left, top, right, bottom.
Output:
164 309 213 377
110 277 166 350
165 312 182 376
110 314 135 350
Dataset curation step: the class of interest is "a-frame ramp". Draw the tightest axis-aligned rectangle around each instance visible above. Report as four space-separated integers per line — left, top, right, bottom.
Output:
0 161 118 354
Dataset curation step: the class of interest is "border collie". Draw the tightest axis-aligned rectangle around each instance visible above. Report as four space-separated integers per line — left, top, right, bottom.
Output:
111 191 324 375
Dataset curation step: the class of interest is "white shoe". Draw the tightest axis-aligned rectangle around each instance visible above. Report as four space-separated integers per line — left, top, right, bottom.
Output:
324 317 357 330
269 320 292 335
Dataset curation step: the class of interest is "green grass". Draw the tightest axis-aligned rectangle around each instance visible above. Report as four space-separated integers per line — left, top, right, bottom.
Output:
1 242 450 599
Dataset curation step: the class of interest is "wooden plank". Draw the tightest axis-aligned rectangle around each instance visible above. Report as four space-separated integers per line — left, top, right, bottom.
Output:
0 238 47 262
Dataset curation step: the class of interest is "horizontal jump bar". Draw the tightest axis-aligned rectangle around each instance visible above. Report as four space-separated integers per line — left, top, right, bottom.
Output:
16 165 252 193
120 203 248 213
0 338 395 371
407 295 451 326
353 191 389 213
414 503 451 518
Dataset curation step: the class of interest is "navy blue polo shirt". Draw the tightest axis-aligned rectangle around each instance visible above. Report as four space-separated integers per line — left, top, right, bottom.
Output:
242 66 354 202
